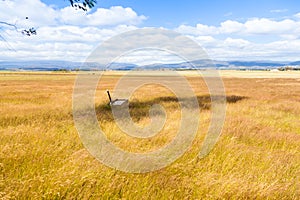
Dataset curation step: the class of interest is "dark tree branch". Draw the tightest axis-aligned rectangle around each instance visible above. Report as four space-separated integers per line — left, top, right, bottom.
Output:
0 21 37 36
0 21 18 31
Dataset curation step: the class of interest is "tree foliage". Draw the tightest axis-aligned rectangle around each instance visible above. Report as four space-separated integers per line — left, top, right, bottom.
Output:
69 0 97 11
22 27 37 36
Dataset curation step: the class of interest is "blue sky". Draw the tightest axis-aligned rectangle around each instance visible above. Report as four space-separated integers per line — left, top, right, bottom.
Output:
41 0 300 27
1 0 300 62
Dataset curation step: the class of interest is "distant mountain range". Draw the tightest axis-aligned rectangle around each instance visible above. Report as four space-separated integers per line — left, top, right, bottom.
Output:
0 60 299 71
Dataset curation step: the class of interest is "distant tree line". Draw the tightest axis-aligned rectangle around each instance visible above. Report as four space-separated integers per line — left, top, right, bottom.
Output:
278 66 300 71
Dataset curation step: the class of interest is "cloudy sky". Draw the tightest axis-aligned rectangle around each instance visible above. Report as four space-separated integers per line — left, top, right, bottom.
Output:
1 0 300 63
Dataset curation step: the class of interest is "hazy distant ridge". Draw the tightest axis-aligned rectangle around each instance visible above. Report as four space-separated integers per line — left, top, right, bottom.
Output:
0 60 299 71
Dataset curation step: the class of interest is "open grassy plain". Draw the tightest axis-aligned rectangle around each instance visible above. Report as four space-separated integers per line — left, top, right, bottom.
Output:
0 71 299 199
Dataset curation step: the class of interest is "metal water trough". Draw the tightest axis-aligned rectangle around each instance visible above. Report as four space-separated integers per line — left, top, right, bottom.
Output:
106 90 128 107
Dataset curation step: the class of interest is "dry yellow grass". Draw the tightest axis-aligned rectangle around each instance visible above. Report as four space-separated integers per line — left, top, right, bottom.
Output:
0 71 299 199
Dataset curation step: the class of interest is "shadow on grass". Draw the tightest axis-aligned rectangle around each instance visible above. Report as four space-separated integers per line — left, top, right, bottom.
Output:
96 95 247 122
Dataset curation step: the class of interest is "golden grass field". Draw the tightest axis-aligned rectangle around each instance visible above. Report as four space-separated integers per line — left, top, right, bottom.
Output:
0 71 299 199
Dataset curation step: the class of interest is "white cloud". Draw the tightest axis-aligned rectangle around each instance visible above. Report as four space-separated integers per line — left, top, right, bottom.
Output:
209 39 300 61
117 49 185 66
244 18 297 34
1 0 300 62
194 36 216 43
174 16 300 61
224 37 250 48
175 24 219 35
0 0 146 28
0 0 57 29
0 24 138 61
177 18 300 36
224 12 233 17
220 20 244 34
270 9 288 13
0 0 145 61
59 6 147 26
184 33 300 61
295 13 300 18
